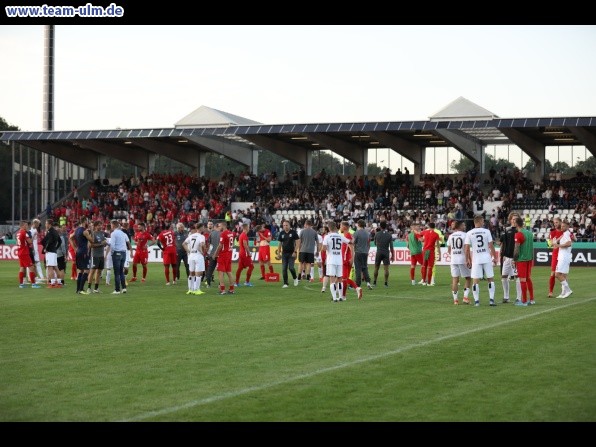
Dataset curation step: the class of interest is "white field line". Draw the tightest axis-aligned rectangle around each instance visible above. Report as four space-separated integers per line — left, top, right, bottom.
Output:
120 296 595 422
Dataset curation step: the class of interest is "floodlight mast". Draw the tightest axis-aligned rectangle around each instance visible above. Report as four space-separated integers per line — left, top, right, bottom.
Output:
42 24 55 206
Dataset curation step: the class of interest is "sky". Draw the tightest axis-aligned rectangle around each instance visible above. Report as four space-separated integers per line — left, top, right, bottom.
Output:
1 25 595 171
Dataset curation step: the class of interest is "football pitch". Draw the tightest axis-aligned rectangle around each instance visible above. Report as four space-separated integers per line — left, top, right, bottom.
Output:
0 261 594 422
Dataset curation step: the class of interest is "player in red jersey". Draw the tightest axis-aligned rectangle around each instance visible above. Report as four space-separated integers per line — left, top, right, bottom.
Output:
130 223 155 282
235 223 255 287
16 221 40 288
340 221 361 300
419 222 441 286
255 224 274 279
213 221 235 295
157 224 178 285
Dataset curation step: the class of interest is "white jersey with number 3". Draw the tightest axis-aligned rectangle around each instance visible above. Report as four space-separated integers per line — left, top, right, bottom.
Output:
465 227 493 265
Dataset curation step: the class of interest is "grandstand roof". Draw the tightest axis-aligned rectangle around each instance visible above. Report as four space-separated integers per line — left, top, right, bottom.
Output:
1 98 595 171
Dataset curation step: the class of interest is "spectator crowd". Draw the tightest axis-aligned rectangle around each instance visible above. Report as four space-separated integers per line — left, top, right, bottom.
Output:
42 164 595 245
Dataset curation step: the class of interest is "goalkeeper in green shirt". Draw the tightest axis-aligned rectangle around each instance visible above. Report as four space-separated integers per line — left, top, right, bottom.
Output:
407 223 424 285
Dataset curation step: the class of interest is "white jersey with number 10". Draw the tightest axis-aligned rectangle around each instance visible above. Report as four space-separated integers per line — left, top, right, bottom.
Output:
448 230 467 265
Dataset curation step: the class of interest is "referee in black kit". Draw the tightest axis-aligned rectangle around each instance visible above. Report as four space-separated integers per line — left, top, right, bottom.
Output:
276 220 300 288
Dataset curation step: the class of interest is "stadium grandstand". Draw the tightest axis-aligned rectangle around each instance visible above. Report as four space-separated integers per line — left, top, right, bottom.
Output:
1 97 595 247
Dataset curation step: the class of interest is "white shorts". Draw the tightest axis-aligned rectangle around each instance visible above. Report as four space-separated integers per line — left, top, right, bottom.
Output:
33 249 41 263
471 262 495 279
450 263 471 278
556 254 571 274
124 251 131 268
189 253 205 273
315 253 322 264
104 253 113 269
45 252 58 267
326 263 343 278
501 257 518 277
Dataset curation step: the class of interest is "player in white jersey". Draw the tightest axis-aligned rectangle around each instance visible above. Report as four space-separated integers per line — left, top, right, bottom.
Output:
447 220 471 305
30 219 46 281
464 215 498 307
104 234 113 285
320 221 352 302
123 234 132 271
310 232 324 282
183 223 206 295
553 220 573 298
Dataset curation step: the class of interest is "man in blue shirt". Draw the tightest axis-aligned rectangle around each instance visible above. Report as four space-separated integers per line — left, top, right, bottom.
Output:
108 219 131 295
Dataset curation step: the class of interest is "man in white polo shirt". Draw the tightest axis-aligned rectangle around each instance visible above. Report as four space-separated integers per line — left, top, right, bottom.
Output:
553 220 573 299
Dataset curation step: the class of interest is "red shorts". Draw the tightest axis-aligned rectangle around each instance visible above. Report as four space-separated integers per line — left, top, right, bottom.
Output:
237 255 253 270
162 249 177 265
217 254 232 273
342 263 353 280
133 250 148 265
423 249 435 268
550 252 558 271
516 260 533 279
410 253 423 266
19 252 33 268
258 246 270 263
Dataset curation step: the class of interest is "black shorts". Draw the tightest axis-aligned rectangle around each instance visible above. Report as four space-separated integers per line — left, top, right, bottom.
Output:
375 252 391 266
298 252 315 264
76 252 90 270
90 256 105 270
57 256 66 271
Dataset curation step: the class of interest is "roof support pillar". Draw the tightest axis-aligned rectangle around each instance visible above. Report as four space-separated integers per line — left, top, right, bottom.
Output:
568 127 596 157
97 154 107 179
434 129 482 167
198 152 207 177
251 149 259 175
148 153 157 174
499 128 546 182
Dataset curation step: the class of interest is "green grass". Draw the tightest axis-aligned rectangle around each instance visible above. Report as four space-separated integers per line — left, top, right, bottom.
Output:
0 261 594 422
